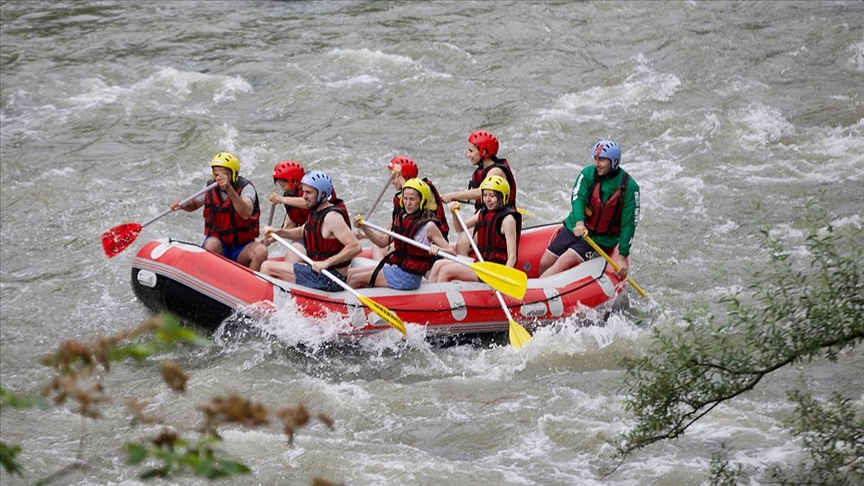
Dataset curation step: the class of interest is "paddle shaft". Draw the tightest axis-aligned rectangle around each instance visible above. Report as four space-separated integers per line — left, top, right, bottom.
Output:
582 233 647 297
364 173 397 221
360 220 472 266
266 202 277 227
257 203 278 243
146 182 217 229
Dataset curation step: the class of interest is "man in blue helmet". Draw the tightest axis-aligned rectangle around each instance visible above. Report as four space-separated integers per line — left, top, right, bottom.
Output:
539 140 640 278
260 170 360 291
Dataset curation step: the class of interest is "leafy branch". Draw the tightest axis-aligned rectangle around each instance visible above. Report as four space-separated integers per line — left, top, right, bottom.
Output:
1 313 338 483
608 222 864 482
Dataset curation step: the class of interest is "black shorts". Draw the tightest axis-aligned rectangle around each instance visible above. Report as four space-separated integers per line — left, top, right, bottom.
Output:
546 225 614 262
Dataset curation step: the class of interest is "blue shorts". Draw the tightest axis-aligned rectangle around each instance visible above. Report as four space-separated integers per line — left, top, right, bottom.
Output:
293 262 347 292
382 263 423 291
546 225 614 262
204 238 253 263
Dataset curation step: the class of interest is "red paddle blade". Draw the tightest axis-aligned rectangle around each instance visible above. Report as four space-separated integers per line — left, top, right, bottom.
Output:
101 223 142 257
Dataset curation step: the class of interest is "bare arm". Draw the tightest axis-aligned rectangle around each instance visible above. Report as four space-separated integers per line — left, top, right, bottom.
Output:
501 214 519 268
263 224 304 241
316 212 361 270
227 185 254 220
355 216 392 249
440 167 507 203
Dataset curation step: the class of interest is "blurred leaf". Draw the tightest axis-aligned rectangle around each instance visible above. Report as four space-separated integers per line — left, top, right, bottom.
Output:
155 317 209 347
219 460 251 475
112 343 161 361
1 441 23 476
1 386 48 410
125 443 147 465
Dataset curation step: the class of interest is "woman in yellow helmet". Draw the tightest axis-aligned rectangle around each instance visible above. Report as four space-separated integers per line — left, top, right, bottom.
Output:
428 175 521 283
349 178 451 290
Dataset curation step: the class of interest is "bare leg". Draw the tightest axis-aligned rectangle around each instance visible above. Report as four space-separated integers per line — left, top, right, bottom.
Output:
539 249 559 275
428 258 452 283
540 249 583 278
454 232 472 256
238 241 269 271
348 266 390 288
203 236 224 255
436 263 480 283
347 266 373 289
283 242 306 264
260 260 297 282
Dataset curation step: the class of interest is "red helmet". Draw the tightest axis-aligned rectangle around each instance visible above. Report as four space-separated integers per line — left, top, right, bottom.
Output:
468 130 499 158
273 160 305 187
387 156 419 179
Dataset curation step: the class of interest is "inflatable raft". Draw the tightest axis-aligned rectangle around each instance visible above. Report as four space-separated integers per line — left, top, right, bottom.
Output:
131 224 628 337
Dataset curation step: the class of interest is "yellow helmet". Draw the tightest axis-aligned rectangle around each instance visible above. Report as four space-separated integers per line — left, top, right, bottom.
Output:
401 178 437 211
479 175 510 206
211 152 240 183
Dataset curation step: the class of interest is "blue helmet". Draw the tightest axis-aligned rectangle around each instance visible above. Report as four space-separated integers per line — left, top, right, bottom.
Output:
300 170 333 204
593 140 622 170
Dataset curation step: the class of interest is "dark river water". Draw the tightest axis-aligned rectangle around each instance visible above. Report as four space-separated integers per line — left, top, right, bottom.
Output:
2 1 862 484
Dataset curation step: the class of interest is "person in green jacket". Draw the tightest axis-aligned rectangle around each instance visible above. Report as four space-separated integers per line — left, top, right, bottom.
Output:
540 140 640 278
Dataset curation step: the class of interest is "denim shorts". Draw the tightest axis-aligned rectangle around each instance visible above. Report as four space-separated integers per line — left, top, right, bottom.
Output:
293 262 347 292
382 263 423 291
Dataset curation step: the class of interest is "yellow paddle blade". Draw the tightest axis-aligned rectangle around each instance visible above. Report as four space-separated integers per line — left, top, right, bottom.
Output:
357 294 407 336
515 207 535 218
469 261 528 300
508 320 532 350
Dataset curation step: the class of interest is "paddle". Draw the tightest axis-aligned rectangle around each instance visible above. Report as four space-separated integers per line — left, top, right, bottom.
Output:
365 169 399 221
258 202 277 244
582 234 648 298
358 218 527 300
102 182 216 258
453 210 532 350
267 232 407 336
453 199 534 217
265 202 276 227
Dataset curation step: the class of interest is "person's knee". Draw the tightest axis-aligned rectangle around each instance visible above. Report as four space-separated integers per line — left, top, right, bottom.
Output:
455 234 471 256
539 252 557 272
203 238 222 253
260 260 274 275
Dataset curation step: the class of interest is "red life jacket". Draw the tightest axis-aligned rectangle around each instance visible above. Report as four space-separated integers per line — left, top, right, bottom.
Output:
387 211 437 275
468 158 517 211
391 178 450 240
302 201 351 269
585 173 630 236
203 177 260 246
473 207 521 265
282 190 311 226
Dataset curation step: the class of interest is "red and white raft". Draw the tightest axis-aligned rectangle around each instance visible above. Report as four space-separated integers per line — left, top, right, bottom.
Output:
131 223 628 337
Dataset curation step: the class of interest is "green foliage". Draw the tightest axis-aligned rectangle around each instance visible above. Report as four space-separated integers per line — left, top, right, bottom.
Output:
2 312 337 482
1 388 47 476
767 391 864 485
0 313 254 482
610 220 864 482
708 445 741 486
125 434 251 480
1 441 23 477
1 387 47 410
